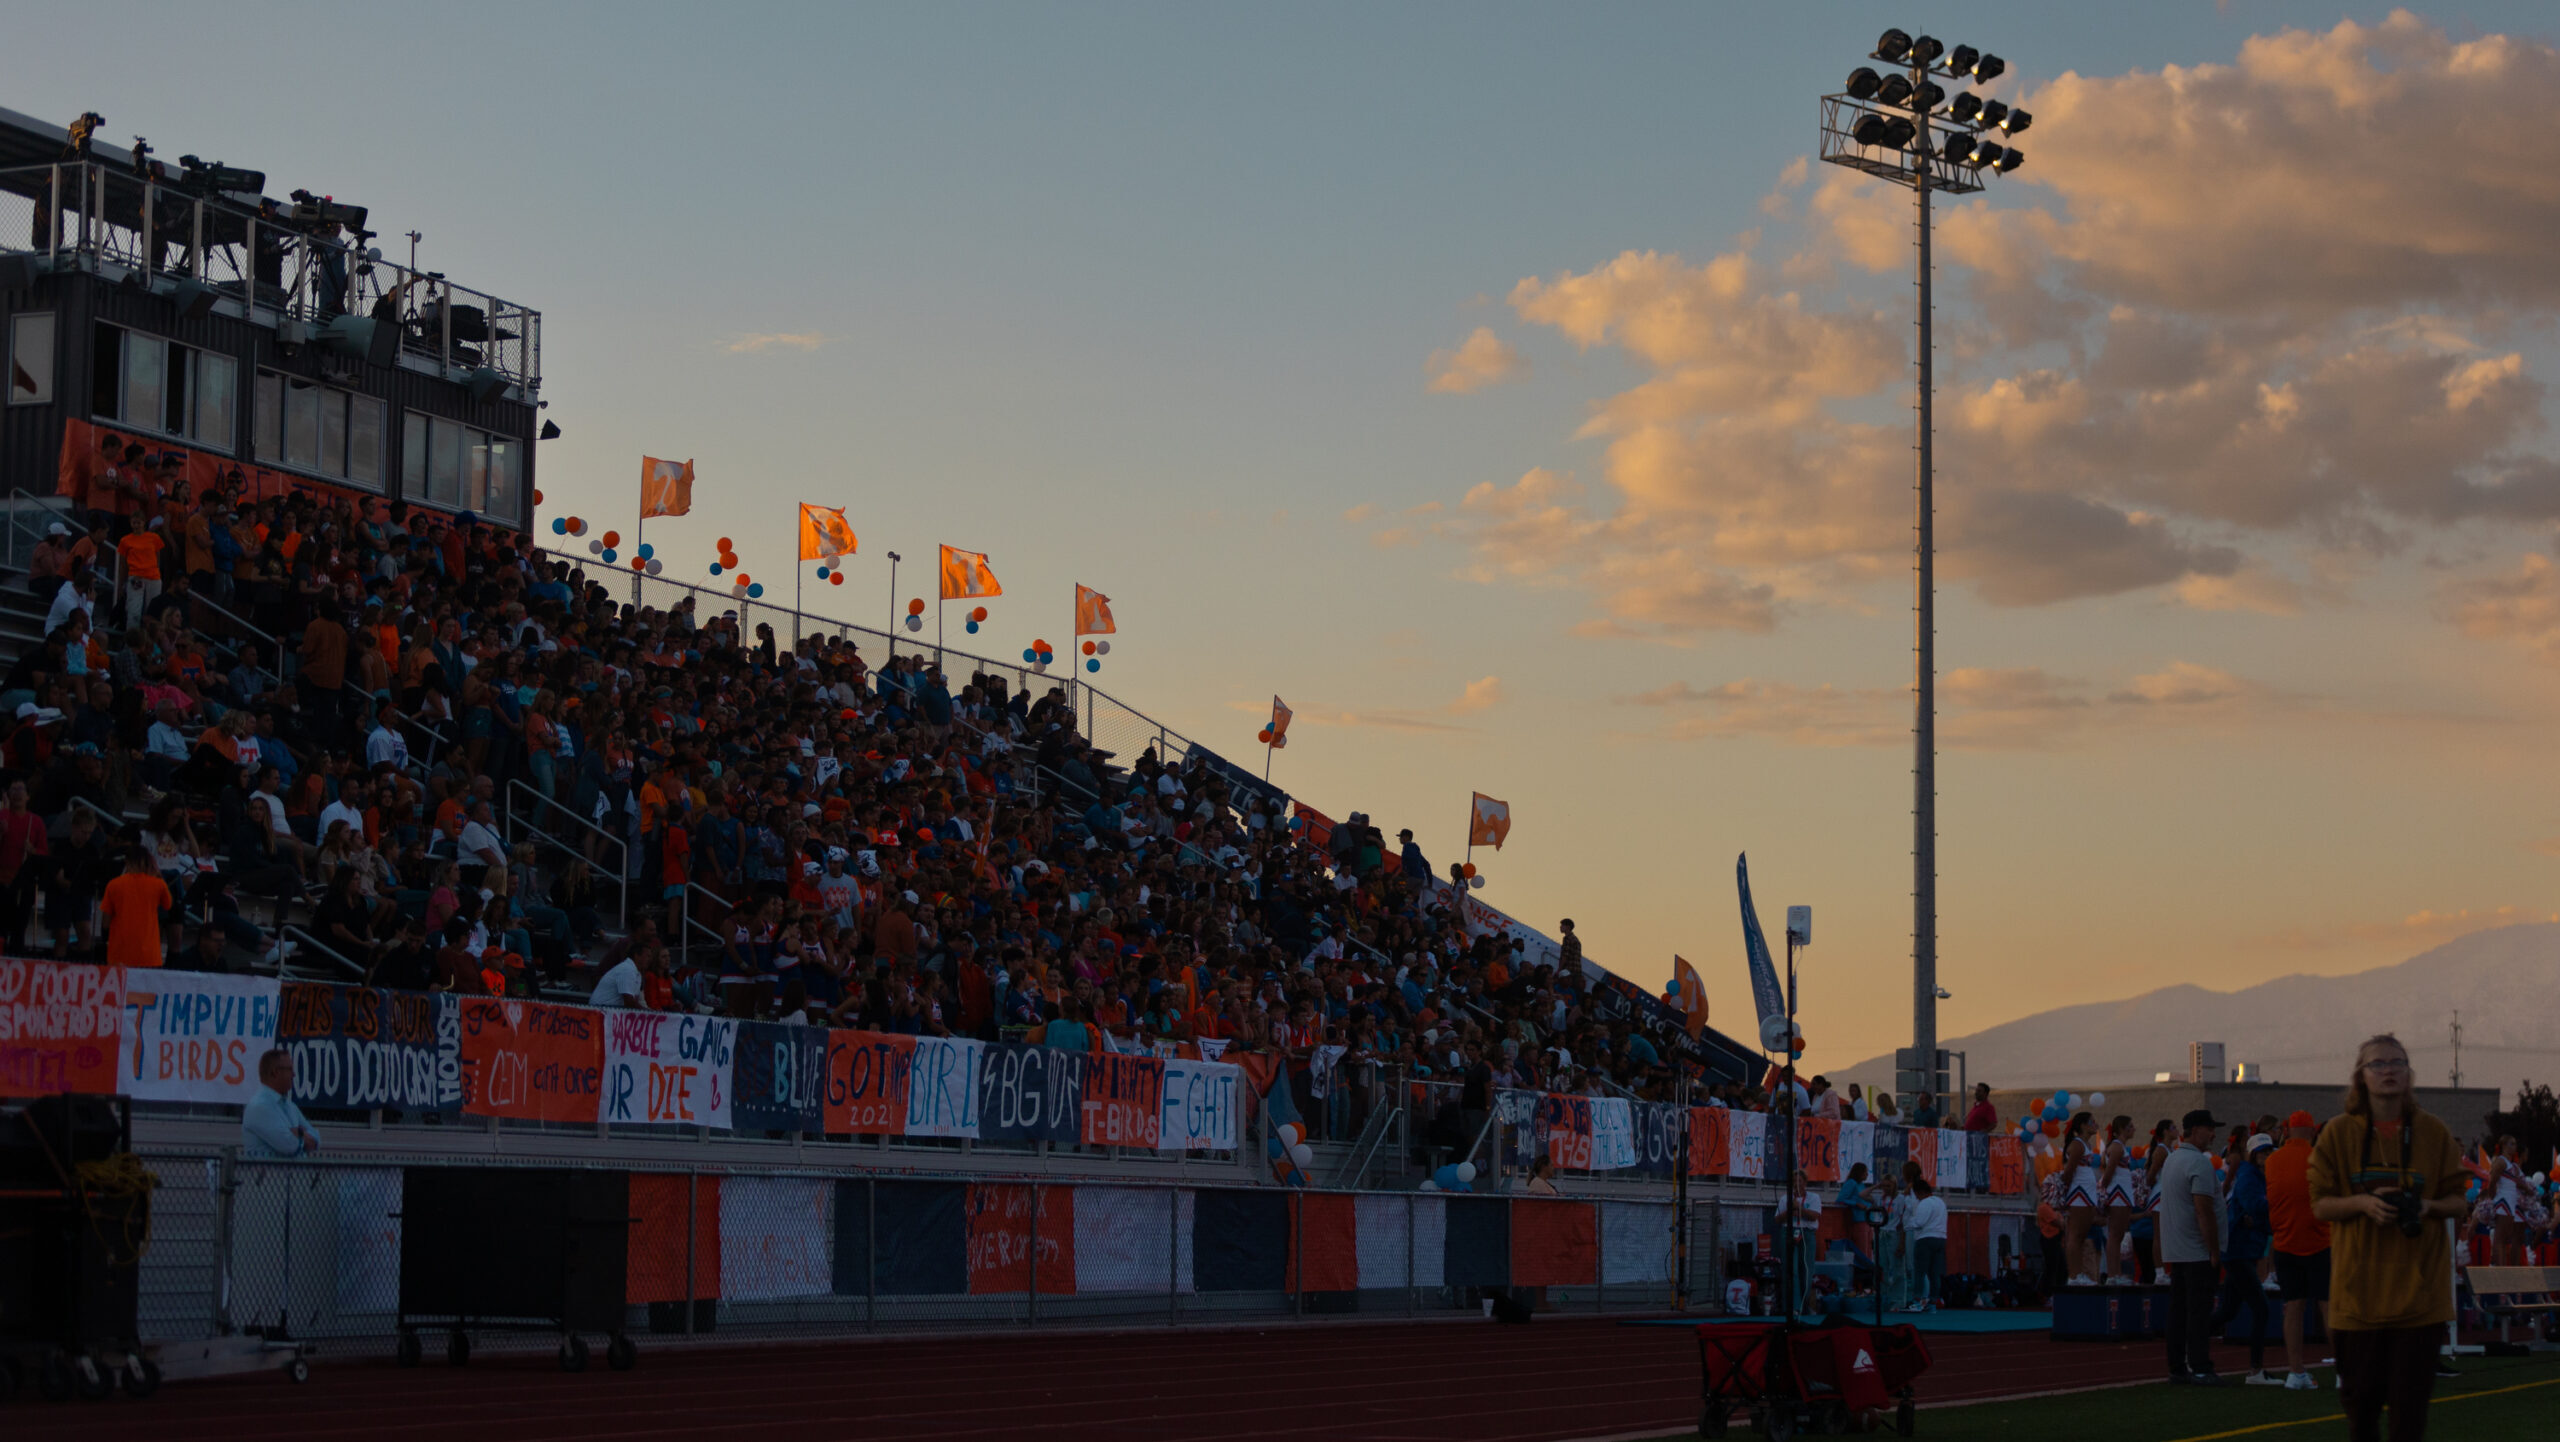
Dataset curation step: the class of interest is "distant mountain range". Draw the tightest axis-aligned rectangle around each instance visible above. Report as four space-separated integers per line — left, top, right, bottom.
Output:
1839 923 2560 1109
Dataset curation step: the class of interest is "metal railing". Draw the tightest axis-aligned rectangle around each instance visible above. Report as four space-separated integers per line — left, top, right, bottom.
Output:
0 159 540 394
0 486 85 574
502 779 631 935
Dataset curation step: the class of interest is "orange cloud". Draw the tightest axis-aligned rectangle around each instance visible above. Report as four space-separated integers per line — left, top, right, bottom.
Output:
1425 326 1526 394
1625 662 2289 751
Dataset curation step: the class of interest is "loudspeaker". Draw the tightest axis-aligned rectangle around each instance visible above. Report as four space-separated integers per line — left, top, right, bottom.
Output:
315 314 396 367
0 252 43 291
169 278 217 322
463 367 508 403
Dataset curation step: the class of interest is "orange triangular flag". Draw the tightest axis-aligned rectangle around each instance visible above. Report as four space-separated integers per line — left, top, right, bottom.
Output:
1670 954 1707 1038
939 544 1002 600
799 503 857 561
1075 584 1116 636
1468 792 1511 850
1266 696 1292 749
639 457 694 519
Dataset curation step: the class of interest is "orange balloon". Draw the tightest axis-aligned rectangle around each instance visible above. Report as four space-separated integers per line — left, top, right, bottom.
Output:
971 606 987 622
907 598 926 615
631 556 647 571
1082 641 1096 655
718 537 733 550
601 530 620 548
531 489 543 504
567 517 584 535
1033 639 1049 652
720 553 738 568
1460 862 1477 878
735 573 751 586
829 572 845 585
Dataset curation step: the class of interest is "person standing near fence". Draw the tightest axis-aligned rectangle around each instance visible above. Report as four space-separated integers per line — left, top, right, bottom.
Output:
242 1049 321 1159
1904 1174 1947 1313
2310 1034 2469 1442
2158 1108 2227 1385
2213 1132 2279 1385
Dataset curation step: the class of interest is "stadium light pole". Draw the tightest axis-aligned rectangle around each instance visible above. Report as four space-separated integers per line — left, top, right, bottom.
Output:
1819 30 2029 1109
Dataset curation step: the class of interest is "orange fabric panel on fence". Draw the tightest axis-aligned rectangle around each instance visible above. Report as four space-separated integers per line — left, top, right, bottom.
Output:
625 1173 720 1304
966 1184 1074 1295
1510 1199 1598 1287
1988 1136 2026 1195
456 998 605 1123
1288 1193 1361 1292
1797 1117 1841 1182
1690 1106 1731 1176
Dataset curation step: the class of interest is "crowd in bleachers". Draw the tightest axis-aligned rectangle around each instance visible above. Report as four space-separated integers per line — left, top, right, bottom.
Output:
6 451 1729 1144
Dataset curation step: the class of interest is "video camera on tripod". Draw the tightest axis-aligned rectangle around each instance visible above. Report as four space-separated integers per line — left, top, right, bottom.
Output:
288 188 370 238
178 154 266 197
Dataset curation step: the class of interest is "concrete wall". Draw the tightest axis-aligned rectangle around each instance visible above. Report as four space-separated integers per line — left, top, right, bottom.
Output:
1984 1081 2505 1143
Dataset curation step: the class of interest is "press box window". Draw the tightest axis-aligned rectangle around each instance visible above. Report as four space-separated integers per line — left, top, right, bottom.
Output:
86 321 236 448
251 370 385 486
6 312 54 406
402 410 520 515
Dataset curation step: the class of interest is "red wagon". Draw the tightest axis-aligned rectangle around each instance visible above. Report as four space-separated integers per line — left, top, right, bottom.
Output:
1695 1321 1931 1438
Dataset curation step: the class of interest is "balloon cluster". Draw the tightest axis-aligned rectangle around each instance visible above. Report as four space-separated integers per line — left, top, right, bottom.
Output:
907 599 926 633
1021 638 1056 671
2019 1089 2107 1143
1257 721 1288 748
1080 638 1110 673
1417 1161 1476 1193
709 536 741 579
550 515 587 538
963 605 988 634
1266 1122 1315 1185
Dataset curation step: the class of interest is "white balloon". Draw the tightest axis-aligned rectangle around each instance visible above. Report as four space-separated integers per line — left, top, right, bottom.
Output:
1095 640 1110 655
1454 1161 1476 1182
904 614 923 632
2067 1094 2083 1110
1278 1122 1302 1147
587 539 602 555
1468 875 1485 889
646 558 663 576
1417 1179 1438 1191
1289 1142 1314 1170
2089 1092 2106 1107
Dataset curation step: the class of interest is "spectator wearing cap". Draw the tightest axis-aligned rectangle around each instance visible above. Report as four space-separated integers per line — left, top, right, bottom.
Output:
27 522 74 590
2264 1109 2333 1389
2158 1108 2228 1385
2212 1132 2280 1385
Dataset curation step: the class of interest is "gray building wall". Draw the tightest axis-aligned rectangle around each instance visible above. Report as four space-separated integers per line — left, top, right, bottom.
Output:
1985 1081 2504 1144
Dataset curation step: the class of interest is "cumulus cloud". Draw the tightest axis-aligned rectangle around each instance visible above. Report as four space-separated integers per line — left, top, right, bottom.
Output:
1425 327 1527 394
724 332 828 354
2442 553 2560 663
1449 676 1505 713
1624 662 2288 750
1435 15 2560 640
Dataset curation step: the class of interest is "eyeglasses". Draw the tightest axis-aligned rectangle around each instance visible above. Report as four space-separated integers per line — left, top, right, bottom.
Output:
2360 1059 2410 1073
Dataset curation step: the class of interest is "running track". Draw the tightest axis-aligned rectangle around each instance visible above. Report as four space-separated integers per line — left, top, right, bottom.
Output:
29 1320 2286 1441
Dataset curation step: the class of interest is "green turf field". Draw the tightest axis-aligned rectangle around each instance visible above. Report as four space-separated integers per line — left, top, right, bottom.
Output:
1658 1352 2559 1441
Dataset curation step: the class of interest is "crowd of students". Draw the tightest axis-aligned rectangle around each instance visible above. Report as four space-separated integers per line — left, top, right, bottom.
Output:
8 457 1722 1148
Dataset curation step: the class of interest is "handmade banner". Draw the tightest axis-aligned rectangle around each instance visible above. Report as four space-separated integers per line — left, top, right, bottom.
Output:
120 971 281 1104
1589 1096 1638 1171
1496 1089 1543 1168
823 1029 914 1134
1159 1057 1240 1150
0 957 124 1096
1080 1052 1163 1148
1936 1129 1968 1192
456 998 604 1123
979 1041 1083 1144
1729 1108 1767 1180
1873 1120 1909 1179
1967 1131 1992 1193
1987 1135 2026 1196
276 983 452 1113
602 1011 737 1129
1688 1105 1731 1177
1904 1127 1939 1191
1797 1116 1842 1183
966 1183 1073 1295
720 1175 833 1302
1630 1101 1686 1176
907 1035 984 1137
1840 1120 1875 1181
1542 1093 1596 1171
732 1020 827 1133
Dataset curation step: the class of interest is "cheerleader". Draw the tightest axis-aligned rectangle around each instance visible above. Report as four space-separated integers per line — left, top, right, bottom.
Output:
2483 1135 2529 1266
2060 1112 2104 1285
2097 1115 2140 1285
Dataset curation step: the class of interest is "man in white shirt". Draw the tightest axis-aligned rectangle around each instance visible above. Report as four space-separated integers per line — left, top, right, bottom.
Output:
143 703 192 776
317 777 368 846
1905 1177 1949 1311
589 949 648 1008
367 706 410 775
2156 1108 2228 1384
241 1049 321 1159
456 800 507 880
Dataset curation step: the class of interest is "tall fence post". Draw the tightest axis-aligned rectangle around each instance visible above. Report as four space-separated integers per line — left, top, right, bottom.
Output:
1027 1182 1041 1327
866 1175 878 1331
1168 1187 1180 1326
1406 1192 1417 1316
1594 1199 1606 1313
683 1171 697 1336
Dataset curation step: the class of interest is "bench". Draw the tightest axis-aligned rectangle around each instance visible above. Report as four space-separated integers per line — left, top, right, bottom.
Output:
2466 1265 2560 1350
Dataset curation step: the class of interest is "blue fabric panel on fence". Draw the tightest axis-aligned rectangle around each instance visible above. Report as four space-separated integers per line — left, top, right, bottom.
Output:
1632 1101 1685 1175
977 1042 1088 1144
833 1179 967 1296
1193 1190 1289 1292
1873 1124 1909 1177
732 1021 827 1133
1442 1195 1510 1289
1967 1137 1992 1193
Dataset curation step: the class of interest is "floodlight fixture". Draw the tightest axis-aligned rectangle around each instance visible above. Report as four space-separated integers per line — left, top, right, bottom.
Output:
2000 107 2032 136
1851 114 1893 147
1880 116 1916 151
1876 28 1912 62
1846 67 1883 100
1949 93 1983 125
1876 74 1913 108
1995 148 2024 174
1946 45 1979 78
1980 99 2010 129
1910 35 1944 66
1938 133 1970 163
1908 80 1945 114
1972 54 2006 84
1966 140 2004 169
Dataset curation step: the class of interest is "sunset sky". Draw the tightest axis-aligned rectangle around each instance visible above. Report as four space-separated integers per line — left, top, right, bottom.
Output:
14 4 2560 1072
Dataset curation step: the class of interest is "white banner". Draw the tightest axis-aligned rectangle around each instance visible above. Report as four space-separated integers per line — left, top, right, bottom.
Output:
120 971 280 1103
1589 1096 1639 1171
1158 1057 1240 1150
1840 1120 1875 1181
1938 1129 1968 1192
601 1011 737 1129
1729 1109 1767 1180
719 1175 833 1301
906 1035 985 1136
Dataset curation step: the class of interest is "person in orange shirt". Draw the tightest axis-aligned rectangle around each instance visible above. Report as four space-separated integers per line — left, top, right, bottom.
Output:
117 520 169 630
98 846 173 968
2264 1110 2334 1389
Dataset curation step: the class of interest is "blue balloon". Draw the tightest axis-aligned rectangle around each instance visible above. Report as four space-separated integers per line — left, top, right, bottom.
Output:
1266 1134 1285 1160
1085 658 1099 672
636 543 654 561
708 562 723 576
1665 977 1681 995
965 619 979 633
747 583 764 598
550 518 567 535
814 566 829 580
1037 650 1053 664
600 548 617 564
1023 648 1037 663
